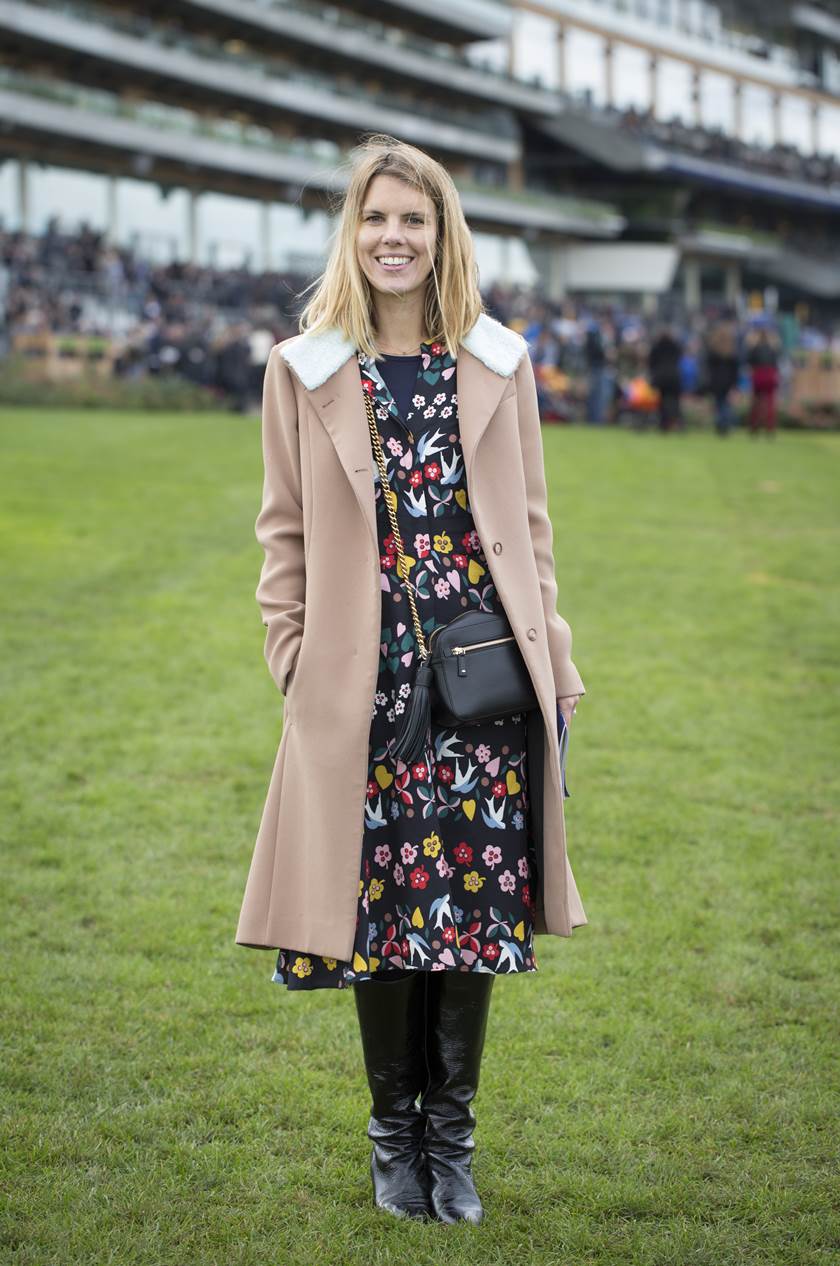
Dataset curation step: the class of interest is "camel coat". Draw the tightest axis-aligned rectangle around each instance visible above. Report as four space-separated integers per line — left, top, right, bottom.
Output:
235 312 588 961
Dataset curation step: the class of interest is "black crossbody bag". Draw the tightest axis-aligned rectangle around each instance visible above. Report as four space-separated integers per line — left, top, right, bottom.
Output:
363 389 538 764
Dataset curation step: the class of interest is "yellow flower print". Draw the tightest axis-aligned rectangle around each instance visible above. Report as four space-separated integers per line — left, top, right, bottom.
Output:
292 955 313 978
369 878 385 901
433 532 453 554
396 553 416 581
423 831 442 858
321 956 337 970
463 870 485 892
359 878 364 896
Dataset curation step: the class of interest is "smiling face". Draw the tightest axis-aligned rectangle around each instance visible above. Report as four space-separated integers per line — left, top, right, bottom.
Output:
356 173 437 301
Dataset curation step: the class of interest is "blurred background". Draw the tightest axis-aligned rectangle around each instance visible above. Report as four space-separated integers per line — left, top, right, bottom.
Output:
0 0 838 426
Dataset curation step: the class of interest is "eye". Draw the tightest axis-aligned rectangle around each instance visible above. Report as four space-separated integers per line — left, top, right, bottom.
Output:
363 213 425 223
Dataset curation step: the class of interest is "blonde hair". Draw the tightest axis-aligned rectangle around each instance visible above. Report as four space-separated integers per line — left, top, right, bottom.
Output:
296 134 484 361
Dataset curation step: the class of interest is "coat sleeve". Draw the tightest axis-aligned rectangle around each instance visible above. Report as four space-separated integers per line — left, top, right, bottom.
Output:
254 343 306 696
513 350 586 699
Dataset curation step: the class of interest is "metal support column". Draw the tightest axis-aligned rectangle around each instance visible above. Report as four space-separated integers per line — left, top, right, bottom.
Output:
187 189 199 264
17 158 29 232
683 256 701 311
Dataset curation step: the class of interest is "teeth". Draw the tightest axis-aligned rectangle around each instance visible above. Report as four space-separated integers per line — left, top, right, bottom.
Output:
378 257 412 265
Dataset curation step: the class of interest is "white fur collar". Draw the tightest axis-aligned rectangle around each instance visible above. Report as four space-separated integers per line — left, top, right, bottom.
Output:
279 311 527 391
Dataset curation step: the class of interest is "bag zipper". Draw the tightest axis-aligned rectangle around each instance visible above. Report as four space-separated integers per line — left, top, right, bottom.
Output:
451 635 515 654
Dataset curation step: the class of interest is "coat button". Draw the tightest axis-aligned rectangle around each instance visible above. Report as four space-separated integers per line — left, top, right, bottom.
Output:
493 541 502 554
527 627 537 640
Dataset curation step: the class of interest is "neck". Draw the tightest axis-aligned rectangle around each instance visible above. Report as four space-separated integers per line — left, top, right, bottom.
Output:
373 291 426 353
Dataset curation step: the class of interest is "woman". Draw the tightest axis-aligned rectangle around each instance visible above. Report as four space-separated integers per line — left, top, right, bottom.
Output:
705 313 740 437
235 136 588 1225
747 328 780 437
648 324 683 432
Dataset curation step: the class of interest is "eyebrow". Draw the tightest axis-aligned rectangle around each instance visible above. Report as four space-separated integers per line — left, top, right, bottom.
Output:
362 208 426 216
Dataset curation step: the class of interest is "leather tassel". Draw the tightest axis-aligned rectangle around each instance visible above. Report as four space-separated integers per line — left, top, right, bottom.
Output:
393 659 434 765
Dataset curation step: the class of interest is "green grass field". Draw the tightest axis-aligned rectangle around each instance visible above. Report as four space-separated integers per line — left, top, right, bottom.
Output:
2 407 838 1265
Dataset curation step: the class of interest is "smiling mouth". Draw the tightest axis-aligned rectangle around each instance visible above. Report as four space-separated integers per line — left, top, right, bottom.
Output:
376 256 414 270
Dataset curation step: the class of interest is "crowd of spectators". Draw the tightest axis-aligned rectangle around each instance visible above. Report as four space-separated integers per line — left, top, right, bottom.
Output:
0 217 303 409
503 291 797 436
1 222 836 431
583 100 840 189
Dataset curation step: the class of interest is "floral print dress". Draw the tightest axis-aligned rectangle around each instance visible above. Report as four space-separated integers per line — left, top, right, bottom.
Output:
271 338 540 990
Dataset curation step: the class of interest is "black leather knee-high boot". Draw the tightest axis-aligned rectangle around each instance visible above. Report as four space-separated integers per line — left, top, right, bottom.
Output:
420 971 495 1225
352 970 433 1220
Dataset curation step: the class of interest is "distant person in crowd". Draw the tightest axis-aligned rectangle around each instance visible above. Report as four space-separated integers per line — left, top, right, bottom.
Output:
522 299 551 352
648 324 683 432
705 314 741 437
530 324 563 415
679 337 701 395
530 323 559 368
217 321 252 412
181 324 215 390
583 319 610 424
747 328 780 438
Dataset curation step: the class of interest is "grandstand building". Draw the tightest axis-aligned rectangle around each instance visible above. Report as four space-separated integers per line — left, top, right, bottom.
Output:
0 0 838 310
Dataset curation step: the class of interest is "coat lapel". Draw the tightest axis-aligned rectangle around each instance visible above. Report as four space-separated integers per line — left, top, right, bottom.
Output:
279 312 528 552
308 359 379 553
456 345 516 491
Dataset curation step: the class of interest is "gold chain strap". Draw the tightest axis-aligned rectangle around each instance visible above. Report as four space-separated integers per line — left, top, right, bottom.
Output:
362 389 429 662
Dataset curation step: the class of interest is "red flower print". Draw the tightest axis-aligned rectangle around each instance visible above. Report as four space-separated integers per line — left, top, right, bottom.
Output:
442 926 457 944
409 469 424 487
522 884 531 908
431 341 443 355
367 780 378 798
382 926 401 959
409 865 430 890
412 760 428 780
424 462 441 481
401 938 410 957
481 943 500 961
452 553 468 569
437 765 454 785
380 554 395 569
492 780 506 798
362 379 375 396
461 530 478 553
460 923 481 954
383 532 396 555
395 767 414 807
453 842 473 866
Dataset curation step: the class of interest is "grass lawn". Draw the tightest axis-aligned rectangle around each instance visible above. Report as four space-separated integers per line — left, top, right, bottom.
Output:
1 407 838 1265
